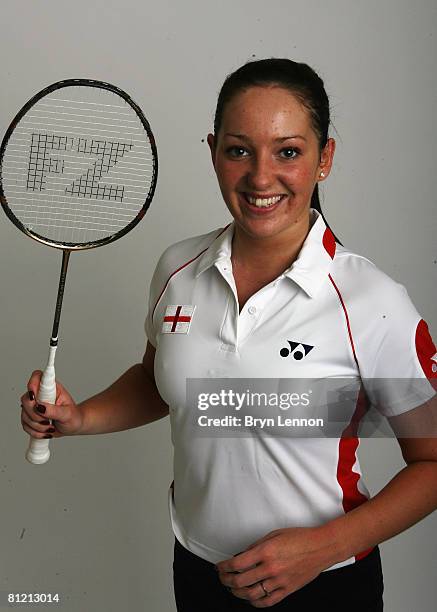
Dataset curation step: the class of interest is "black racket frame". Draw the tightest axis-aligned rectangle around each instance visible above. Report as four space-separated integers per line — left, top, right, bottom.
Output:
0 78 158 346
0 78 158 251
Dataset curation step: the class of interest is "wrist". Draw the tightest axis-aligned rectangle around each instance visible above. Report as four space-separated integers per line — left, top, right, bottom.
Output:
314 520 350 569
71 401 87 435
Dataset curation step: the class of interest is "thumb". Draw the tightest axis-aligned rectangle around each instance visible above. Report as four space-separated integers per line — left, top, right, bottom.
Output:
27 370 43 400
34 400 67 423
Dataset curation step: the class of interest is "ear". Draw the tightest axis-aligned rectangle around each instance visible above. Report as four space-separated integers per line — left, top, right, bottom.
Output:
207 133 216 169
318 138 336 181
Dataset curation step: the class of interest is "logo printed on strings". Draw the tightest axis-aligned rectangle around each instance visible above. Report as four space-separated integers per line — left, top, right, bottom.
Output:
27 133 133 202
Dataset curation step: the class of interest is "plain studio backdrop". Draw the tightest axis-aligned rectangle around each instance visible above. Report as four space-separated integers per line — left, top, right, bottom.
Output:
0 1 436 610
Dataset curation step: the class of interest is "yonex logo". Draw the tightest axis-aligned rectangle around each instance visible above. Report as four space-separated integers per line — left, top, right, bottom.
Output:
432 353 437 373
280 341 314 361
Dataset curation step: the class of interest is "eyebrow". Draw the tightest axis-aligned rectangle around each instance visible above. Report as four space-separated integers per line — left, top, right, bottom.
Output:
225 133 307 142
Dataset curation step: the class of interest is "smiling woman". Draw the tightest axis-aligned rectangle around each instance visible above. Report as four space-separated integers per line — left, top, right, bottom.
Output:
207 86 334 237
161 59 435 611
211 59 336 226
20 58 437 612
207 61 337 310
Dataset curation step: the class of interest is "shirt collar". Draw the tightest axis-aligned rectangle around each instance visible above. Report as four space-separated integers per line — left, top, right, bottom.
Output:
194 223 234 277
195 209 336 298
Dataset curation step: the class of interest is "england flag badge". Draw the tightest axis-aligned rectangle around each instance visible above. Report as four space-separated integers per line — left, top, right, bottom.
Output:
162 305 196 334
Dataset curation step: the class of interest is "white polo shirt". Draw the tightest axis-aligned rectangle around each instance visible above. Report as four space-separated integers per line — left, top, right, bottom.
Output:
145 209 436 569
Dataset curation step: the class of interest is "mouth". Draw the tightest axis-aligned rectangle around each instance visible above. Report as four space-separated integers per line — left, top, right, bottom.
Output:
242 193 286 209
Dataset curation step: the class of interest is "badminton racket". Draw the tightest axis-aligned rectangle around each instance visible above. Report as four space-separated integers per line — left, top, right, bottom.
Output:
0 79 158 464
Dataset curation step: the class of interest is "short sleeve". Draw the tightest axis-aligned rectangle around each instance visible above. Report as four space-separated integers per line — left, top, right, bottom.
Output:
144 251 167 348
358 284 436 417
142 227 224 350
334 253 437 417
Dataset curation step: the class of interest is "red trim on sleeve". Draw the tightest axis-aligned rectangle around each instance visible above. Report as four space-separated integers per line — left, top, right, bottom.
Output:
415 319 437 381
322 227 336 259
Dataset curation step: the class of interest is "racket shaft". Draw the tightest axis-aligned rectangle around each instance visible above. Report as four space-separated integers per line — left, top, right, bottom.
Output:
26 251 69 464
26 346 57 464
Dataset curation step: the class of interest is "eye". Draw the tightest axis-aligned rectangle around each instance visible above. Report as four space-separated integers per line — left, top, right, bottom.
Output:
225 146 249 158
279 147 299 159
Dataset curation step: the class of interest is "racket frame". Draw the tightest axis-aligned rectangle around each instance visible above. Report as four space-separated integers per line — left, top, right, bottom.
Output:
0 79 158 463
0 78 158 251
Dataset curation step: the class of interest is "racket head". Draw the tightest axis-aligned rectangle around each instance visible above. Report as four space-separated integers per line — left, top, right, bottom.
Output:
0 79 158 250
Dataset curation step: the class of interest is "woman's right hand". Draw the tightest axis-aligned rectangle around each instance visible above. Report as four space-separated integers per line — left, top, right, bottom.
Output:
20 370 84 438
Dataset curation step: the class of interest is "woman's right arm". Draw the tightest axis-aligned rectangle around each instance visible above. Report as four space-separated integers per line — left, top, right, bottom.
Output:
20 342 169 438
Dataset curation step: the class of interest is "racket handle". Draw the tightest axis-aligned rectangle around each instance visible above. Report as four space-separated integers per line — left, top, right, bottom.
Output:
26 345 57 465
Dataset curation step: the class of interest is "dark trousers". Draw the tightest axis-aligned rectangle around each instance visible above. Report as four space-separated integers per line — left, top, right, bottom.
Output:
173 538 384 611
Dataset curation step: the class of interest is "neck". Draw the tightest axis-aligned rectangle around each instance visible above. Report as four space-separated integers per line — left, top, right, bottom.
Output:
231 213 311 276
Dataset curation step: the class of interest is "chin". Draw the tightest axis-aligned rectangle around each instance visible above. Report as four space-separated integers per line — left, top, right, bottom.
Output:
235 218 288 241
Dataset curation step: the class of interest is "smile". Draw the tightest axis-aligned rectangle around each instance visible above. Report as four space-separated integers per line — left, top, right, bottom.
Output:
244 194 285 208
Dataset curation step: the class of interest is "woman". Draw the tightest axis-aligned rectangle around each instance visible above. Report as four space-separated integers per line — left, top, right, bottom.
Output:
21 59 437 611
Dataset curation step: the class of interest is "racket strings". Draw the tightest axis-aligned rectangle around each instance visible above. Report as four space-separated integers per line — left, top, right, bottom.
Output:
1 86 156 246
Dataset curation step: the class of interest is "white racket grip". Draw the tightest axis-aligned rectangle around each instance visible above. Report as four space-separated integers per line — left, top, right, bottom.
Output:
26 345 57 465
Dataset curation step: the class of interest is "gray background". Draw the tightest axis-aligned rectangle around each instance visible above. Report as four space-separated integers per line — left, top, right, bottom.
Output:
1 1 436 610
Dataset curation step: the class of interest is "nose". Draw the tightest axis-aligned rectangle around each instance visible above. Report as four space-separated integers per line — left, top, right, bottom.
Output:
246 153 274 191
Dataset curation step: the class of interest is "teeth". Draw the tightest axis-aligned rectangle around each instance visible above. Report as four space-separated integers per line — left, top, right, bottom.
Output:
247 195 283 207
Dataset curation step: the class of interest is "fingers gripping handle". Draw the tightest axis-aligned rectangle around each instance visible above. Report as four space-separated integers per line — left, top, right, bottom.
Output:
26 345 57 465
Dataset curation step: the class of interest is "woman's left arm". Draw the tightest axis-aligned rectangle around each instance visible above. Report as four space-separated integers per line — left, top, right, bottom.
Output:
325 434 437 561
217 400 437 608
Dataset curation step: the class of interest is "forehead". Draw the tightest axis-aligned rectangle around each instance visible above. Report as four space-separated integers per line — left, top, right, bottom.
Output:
222 85 313 136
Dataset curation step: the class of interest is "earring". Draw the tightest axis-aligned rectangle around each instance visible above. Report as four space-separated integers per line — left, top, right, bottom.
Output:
319 172 325 178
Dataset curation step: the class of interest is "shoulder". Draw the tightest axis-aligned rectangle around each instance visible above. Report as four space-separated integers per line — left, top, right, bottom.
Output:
331 245 416 315
333 245 395 287
148 226 228 302
152 226 226 280
330 249 436 411
329 246 428 376
145 226 228 343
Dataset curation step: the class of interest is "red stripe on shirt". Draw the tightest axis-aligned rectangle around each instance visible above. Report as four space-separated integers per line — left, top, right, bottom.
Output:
337 386 374 561
330 274 373 561
415 319 437 383
328 274 359 370
151 225 230 320
322 227 336 259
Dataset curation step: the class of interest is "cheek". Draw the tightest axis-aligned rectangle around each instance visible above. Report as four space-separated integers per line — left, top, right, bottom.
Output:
215 160 242 189
284 163 317 186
